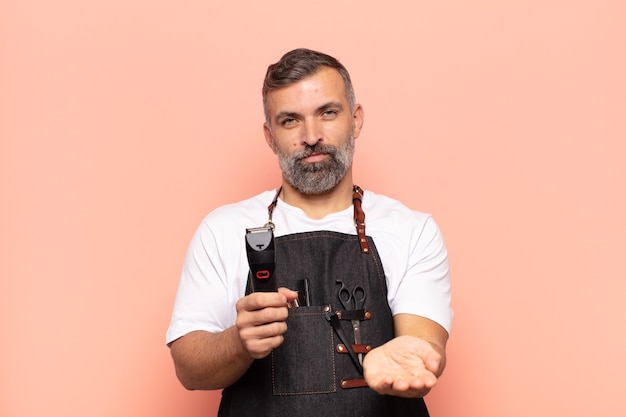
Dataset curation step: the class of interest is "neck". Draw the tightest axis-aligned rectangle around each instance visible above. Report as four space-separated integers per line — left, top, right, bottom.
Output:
280 173 354 220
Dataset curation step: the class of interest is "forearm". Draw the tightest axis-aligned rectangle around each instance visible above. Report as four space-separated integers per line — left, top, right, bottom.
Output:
169 328 254 390
394 313 448 377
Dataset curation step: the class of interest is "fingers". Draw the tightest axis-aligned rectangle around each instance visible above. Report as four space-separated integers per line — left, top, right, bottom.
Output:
238 322 287 359
415 340 444 377
368 371 437 398
423 353 443 376
277 287 299 301
235 290 295 359
278 287 299 308
398 335 444 377
362 336 440 398
237 291 288 313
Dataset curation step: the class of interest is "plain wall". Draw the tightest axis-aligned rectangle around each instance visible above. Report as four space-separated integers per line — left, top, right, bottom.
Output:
1 1 625 416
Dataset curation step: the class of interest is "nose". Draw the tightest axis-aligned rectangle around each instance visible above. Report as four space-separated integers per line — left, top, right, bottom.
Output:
303 119 322 146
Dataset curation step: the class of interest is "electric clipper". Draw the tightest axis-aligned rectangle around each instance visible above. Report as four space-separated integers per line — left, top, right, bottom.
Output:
245 226 277 292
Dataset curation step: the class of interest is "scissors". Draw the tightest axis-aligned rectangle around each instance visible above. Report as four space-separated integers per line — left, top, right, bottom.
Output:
336 280 366 365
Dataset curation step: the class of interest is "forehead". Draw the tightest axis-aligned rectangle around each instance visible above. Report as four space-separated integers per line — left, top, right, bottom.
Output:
265 67 348 115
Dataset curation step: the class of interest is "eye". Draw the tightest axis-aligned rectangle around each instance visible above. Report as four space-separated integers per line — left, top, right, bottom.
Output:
322 110 338 118
280 117 297 127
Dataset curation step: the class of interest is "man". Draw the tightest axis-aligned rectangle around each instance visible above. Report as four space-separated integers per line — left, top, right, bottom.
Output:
167 48 452 416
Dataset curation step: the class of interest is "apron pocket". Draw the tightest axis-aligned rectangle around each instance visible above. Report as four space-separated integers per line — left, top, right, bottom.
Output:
271 305 336 395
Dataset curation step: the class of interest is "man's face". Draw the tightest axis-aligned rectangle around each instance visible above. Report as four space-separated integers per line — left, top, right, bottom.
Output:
263 67 364 195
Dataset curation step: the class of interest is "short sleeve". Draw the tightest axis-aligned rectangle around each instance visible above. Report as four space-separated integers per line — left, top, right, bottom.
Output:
390 216 453 333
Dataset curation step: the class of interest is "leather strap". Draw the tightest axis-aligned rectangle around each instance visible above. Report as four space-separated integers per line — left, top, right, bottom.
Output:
266 186 282 230
340 378 368 389
336 309 371 321
352 185 370 254
267 185 370 253
336 343 372 354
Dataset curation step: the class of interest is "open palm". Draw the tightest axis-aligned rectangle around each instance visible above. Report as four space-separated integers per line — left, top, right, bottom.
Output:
363 335 441 398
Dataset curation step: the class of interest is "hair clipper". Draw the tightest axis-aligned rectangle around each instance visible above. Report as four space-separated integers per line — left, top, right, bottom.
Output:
245 226 277 292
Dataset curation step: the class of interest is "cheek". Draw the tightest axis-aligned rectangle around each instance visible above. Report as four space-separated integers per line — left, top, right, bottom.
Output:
325 123 352 141
273 133 301 151
271 137 298 156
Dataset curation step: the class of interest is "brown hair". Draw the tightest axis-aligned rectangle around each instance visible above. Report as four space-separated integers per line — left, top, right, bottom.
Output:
262 48 356 126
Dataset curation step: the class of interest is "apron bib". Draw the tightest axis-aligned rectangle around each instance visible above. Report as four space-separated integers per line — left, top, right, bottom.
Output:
219 188 430 417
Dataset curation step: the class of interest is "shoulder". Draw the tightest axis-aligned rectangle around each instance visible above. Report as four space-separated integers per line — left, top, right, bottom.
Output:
362 190 433 228
361 190 444 255
201 190 276 229
188 190 279 248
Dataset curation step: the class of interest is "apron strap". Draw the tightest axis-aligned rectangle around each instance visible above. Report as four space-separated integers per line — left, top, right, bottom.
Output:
266 186 282 230
352 185 370 254
267 185 370 254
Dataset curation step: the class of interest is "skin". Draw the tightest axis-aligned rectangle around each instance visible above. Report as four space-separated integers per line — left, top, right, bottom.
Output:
170 67 448 397
170 288 298 390
263 67 363 218
365 314 448 398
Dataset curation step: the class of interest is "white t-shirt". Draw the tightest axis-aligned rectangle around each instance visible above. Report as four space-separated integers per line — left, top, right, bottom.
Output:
166 190 453 345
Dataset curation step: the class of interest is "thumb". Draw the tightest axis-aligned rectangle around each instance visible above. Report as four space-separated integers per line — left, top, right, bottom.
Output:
277 287 299 302
421 344 445 376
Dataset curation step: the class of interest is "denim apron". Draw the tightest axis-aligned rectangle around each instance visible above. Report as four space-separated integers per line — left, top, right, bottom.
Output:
218 187 430 417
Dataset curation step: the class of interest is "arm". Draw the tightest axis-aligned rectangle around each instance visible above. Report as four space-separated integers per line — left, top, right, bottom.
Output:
394 313 448 377
362 214 452 397
169 288 298 390
170 328 253 390
363 313 448 398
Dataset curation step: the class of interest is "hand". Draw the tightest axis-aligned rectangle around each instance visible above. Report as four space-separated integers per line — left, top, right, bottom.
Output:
363 335 443 398
235 287 298 359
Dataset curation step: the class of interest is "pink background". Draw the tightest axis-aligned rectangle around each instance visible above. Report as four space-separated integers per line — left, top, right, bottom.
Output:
2 1 625 416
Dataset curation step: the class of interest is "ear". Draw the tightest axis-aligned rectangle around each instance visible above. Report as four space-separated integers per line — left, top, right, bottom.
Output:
352 104 364 139
263 122 277 153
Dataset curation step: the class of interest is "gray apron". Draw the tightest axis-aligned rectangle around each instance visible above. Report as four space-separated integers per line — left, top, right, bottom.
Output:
219 187 430 417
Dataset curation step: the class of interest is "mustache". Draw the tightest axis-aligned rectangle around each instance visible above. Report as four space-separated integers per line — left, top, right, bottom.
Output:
295 143 338 160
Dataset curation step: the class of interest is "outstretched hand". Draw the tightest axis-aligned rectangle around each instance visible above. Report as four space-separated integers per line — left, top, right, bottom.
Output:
363 335 443 398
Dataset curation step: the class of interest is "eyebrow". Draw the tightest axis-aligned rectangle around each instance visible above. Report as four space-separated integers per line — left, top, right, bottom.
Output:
274 101 345 124
274 111 300 124
317 101 344 113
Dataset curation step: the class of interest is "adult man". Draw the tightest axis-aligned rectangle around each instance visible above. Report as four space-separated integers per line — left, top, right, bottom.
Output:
167 48 452 416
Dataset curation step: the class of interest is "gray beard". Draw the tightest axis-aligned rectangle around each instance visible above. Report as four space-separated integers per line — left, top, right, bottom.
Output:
275 135 355 195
